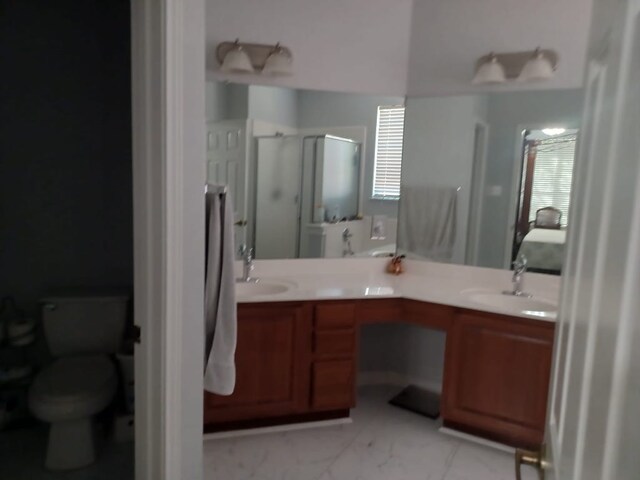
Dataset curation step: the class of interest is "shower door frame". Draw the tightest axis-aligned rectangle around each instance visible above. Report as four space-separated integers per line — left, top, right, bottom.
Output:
252 134 304 259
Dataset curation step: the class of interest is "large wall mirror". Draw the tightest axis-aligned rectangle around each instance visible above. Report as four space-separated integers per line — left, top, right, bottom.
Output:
398 89 583 275
206 82 404 259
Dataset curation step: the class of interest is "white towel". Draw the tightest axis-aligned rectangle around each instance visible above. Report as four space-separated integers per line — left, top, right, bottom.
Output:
204 191 237 395
397 185 458 262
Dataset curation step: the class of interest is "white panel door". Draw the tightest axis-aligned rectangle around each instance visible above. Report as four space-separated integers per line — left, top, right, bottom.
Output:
206 119 250 249
537 0 640 479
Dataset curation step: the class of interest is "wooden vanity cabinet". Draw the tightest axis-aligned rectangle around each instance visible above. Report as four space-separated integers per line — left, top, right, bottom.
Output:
203 302 313 426
311 302 357 411
442 310 555 448
204 298 554 449
204 301 358 429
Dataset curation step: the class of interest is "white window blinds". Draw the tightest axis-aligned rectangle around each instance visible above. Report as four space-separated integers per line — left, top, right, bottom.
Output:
372 105 405 199
527 133 577 226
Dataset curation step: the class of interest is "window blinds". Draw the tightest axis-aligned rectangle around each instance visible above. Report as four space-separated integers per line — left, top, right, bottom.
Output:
372 105 405 199
528 133 577 226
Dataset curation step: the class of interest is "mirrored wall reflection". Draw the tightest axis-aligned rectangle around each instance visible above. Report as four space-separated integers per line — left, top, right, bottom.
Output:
398 89 584 274
253 134 361 259
206 82 403 259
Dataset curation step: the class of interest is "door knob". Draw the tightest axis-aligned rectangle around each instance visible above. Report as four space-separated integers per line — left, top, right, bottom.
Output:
234 219 248 227
515 446 545 480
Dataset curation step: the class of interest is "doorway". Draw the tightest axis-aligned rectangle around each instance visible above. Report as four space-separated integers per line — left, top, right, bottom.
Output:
465 122 489 265
0 1 136 478
509 128 578 274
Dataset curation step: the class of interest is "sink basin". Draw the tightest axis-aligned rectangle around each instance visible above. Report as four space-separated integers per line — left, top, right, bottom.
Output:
462 289 557 318
236 280 294 298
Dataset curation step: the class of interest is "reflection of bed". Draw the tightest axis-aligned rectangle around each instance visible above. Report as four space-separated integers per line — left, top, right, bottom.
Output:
518 228 566 273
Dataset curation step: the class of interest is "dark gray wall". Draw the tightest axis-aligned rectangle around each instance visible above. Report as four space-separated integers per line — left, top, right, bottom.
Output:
0 0 133 313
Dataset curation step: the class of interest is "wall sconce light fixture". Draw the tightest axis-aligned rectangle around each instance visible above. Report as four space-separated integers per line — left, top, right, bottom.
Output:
217 40 293 76
472 48 558 85
471 53 506 84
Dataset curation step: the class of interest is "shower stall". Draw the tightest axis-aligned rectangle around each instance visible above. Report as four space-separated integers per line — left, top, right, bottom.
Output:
253 134 361 259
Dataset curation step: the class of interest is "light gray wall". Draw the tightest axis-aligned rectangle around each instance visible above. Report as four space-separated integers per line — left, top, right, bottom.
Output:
478 89 584 268
248 85 298 128
406 0 590 96
205 81 228 121
207 82 298 127
297 90 405 217
207 0 413 95
401 95 489 264
205 82 249 121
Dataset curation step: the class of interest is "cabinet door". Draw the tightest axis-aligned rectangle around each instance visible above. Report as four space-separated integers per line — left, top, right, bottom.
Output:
204 303 312 425
442 312 554 448
311 359 356 411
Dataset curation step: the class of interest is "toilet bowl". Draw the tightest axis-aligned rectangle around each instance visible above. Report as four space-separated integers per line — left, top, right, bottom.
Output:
29 355 117 470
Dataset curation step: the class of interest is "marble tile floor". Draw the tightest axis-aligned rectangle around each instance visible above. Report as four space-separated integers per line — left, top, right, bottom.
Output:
0 424 134 480
204 385 538 480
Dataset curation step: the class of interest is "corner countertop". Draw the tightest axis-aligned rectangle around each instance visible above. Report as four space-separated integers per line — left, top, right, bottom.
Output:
234 258 561 322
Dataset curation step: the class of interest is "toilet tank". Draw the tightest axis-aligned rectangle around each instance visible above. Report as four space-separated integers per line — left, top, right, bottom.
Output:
40 291 130 357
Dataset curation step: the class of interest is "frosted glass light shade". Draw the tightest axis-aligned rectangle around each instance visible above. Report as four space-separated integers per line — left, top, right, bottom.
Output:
472 56 506 84
518 51 554 82
220 46 255 74
262 50 292 76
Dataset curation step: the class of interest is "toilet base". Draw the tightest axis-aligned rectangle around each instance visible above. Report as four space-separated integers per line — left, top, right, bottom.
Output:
45 418 96 470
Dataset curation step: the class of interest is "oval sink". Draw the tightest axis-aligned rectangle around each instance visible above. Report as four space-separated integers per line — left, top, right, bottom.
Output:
463 289 557 318
236 280 294 299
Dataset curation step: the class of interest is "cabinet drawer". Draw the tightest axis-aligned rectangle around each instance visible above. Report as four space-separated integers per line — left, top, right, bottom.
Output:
314 329 356 357
311 360 355 410
314 303 356 330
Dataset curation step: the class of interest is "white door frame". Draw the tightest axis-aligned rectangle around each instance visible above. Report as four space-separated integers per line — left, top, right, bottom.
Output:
465 119 489 266
131 1 206 479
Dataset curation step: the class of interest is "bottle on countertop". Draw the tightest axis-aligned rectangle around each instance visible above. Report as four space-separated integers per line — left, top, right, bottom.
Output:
387 255 405 275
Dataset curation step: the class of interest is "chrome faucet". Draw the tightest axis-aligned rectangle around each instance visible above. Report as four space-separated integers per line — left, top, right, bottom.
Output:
504 254 531 297
342 228 355 257
237 244 257 283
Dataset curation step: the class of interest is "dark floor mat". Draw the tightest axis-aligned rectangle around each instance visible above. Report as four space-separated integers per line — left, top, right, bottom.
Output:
388 385 440 419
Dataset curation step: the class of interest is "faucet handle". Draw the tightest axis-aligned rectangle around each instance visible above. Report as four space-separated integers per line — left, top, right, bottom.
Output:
513 254 528 272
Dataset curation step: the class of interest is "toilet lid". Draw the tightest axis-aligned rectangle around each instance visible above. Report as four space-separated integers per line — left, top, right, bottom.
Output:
31 355 116 403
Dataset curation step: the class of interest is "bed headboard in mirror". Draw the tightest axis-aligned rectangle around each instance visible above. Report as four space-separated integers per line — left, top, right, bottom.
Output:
397 89 584 275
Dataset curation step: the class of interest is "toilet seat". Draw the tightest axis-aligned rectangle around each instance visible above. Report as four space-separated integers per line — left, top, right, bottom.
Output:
29 355 117 422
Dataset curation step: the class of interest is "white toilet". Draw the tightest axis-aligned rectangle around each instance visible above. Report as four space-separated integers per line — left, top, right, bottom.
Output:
28 292 129 470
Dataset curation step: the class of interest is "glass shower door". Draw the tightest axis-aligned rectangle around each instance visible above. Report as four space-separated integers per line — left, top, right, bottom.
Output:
255 136 302 259
314 136 360 222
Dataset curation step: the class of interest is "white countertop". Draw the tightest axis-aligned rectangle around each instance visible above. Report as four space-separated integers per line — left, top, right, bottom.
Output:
235 258 561 322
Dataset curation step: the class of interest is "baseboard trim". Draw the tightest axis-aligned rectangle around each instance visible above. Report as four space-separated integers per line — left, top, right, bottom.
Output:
203 417 353 441
357 370 442 394
438 426 515 454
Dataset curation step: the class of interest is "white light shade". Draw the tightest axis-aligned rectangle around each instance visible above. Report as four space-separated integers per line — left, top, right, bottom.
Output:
472 56 506 84
262 49 292 76
518 51 554 82
220 46 255 74
542 128 566 136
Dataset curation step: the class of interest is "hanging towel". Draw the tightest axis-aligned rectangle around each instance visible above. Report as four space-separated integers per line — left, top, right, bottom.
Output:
397 185 458 262
204 190 237 395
